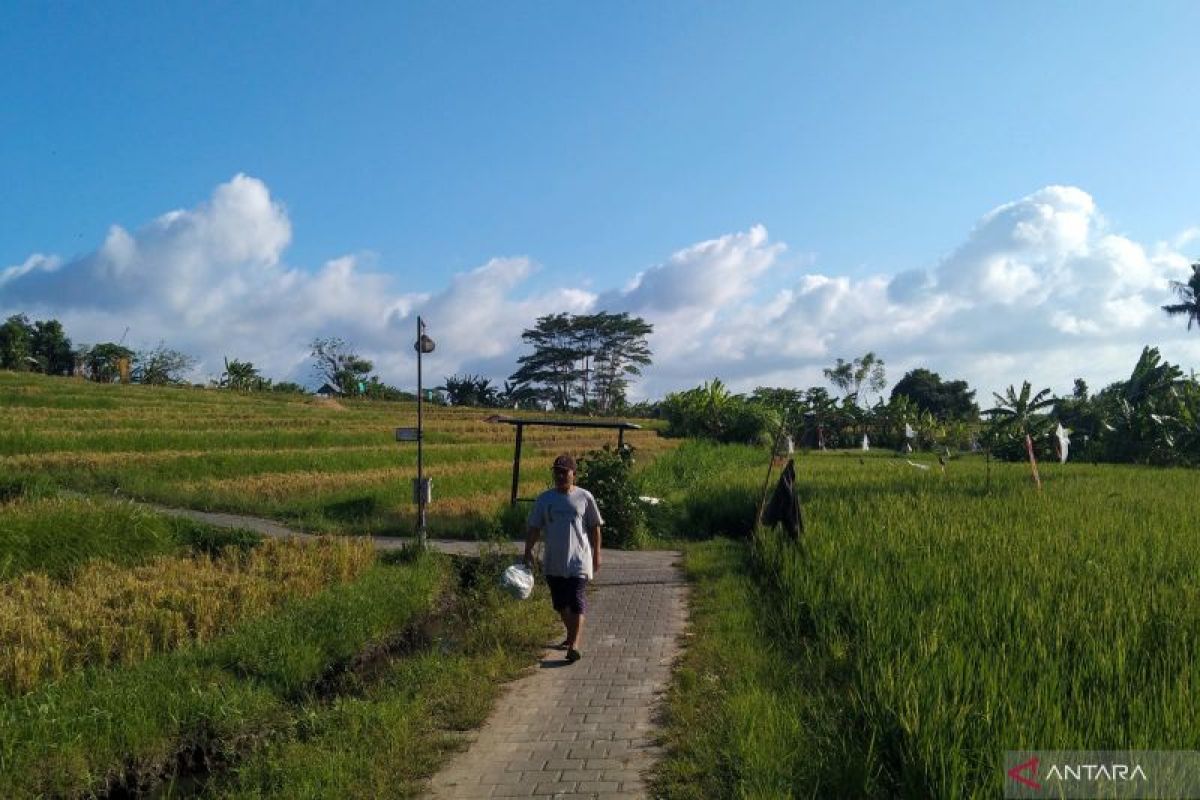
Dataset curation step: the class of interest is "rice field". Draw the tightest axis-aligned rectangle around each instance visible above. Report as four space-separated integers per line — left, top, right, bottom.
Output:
11 371 1198 798
1 372 671 536
0 525 373 695
646 441 1200 798
0 372 567 797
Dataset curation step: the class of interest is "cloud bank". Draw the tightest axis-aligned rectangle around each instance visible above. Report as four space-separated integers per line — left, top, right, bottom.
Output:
1 176 1196 400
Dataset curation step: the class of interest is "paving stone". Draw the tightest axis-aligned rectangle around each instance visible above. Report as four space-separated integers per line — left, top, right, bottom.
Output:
425 548 686 799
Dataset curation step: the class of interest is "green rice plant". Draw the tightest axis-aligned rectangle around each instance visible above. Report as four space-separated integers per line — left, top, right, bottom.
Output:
0 494 181 580
652 447 1200 797
780 458 1197 795
206 558 443 695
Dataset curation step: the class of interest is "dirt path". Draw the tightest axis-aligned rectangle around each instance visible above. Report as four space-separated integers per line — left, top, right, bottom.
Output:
151 505 688 799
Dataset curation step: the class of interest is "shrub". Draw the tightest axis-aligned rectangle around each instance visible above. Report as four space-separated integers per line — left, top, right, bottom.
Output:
577 444 647 549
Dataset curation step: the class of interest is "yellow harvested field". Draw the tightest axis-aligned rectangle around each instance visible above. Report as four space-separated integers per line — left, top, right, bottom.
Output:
181 459 515 501
0 537 375 696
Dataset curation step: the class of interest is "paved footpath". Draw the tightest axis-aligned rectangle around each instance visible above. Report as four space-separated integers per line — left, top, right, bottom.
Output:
150 506 688 799
427 549 685 800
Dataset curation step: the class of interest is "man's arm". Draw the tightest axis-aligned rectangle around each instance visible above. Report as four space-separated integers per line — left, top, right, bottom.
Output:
589 524 601 575
524 526 541 568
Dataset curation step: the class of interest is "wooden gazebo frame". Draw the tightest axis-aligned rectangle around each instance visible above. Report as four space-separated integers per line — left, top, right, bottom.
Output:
486 416 642 506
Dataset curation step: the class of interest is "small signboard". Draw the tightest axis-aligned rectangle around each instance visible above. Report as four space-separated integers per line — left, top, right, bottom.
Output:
395 427 421 442
412 477 432 504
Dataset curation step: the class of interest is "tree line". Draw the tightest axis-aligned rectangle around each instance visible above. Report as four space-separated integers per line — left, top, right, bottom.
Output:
658 346 1200 468
0 314 202 386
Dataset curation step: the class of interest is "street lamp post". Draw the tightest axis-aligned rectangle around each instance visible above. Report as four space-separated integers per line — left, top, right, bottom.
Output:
414 316 435 549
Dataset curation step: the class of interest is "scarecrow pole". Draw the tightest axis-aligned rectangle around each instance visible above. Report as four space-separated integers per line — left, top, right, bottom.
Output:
1024 432 1042 491
754 421 788 539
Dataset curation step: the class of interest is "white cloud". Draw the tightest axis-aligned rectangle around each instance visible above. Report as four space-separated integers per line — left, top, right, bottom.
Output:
1 176 1197 400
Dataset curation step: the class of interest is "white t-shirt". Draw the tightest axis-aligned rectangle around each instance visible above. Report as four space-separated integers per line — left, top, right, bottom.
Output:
527 486 604 578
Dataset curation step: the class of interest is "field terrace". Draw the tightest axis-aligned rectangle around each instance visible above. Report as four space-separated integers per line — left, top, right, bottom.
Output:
0 372 673 537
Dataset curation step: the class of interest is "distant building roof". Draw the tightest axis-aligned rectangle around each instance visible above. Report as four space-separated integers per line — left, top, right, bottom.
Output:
316 382 342 396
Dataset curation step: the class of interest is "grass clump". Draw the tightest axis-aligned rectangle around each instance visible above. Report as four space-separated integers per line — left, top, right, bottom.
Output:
0 494 182 581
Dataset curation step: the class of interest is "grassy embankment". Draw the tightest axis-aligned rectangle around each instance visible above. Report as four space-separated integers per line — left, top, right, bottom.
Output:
647 440 1200 799
1 371 670 537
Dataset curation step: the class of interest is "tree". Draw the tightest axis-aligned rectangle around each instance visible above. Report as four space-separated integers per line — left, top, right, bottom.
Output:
83 342 135 383
509 313 578 411
890 368 979 421
438 374 499 407
310 337 373 395
591 312 653 413
824 352 887 406
133 343 196 385
1162 262 1200 331
220 358 267 391
1092 346 1190 464
509 312 653 413
0 314 35 370
660 379 775 444
983 381 1055 458
30 319 74 375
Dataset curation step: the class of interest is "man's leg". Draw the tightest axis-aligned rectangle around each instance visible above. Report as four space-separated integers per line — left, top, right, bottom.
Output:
565 577 587 660
558 608 572 645
564 610 584 650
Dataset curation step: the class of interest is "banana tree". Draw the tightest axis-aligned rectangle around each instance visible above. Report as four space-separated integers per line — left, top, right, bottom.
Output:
1096 347 1188 464
983 381 1056 459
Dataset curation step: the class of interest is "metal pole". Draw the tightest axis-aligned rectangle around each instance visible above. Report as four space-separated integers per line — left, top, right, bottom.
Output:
417 316 426 549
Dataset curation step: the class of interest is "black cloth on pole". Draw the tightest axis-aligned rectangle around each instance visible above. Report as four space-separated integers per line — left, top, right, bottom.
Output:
762 458 803 539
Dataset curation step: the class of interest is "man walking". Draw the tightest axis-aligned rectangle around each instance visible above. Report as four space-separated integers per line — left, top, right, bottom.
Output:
525 453 603 663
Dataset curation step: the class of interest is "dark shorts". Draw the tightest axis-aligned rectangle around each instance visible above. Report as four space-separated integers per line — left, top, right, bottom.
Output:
545 575 588 615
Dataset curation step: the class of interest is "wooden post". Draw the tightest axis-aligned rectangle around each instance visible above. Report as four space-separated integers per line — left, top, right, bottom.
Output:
510 423 524 506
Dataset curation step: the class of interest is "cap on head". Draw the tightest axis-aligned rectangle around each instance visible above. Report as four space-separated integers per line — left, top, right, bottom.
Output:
552 454 577 472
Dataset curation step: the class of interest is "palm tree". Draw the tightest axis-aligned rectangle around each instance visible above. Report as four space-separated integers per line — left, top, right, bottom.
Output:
1162 262 1200 330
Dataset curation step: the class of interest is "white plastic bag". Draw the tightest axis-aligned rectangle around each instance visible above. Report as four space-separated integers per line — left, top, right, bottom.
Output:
501 563 535 600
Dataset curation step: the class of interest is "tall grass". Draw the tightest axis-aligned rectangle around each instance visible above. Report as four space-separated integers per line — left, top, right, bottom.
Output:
0 494 189 580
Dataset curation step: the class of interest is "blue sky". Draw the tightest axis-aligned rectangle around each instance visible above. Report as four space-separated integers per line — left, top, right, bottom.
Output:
1 2 1198 397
